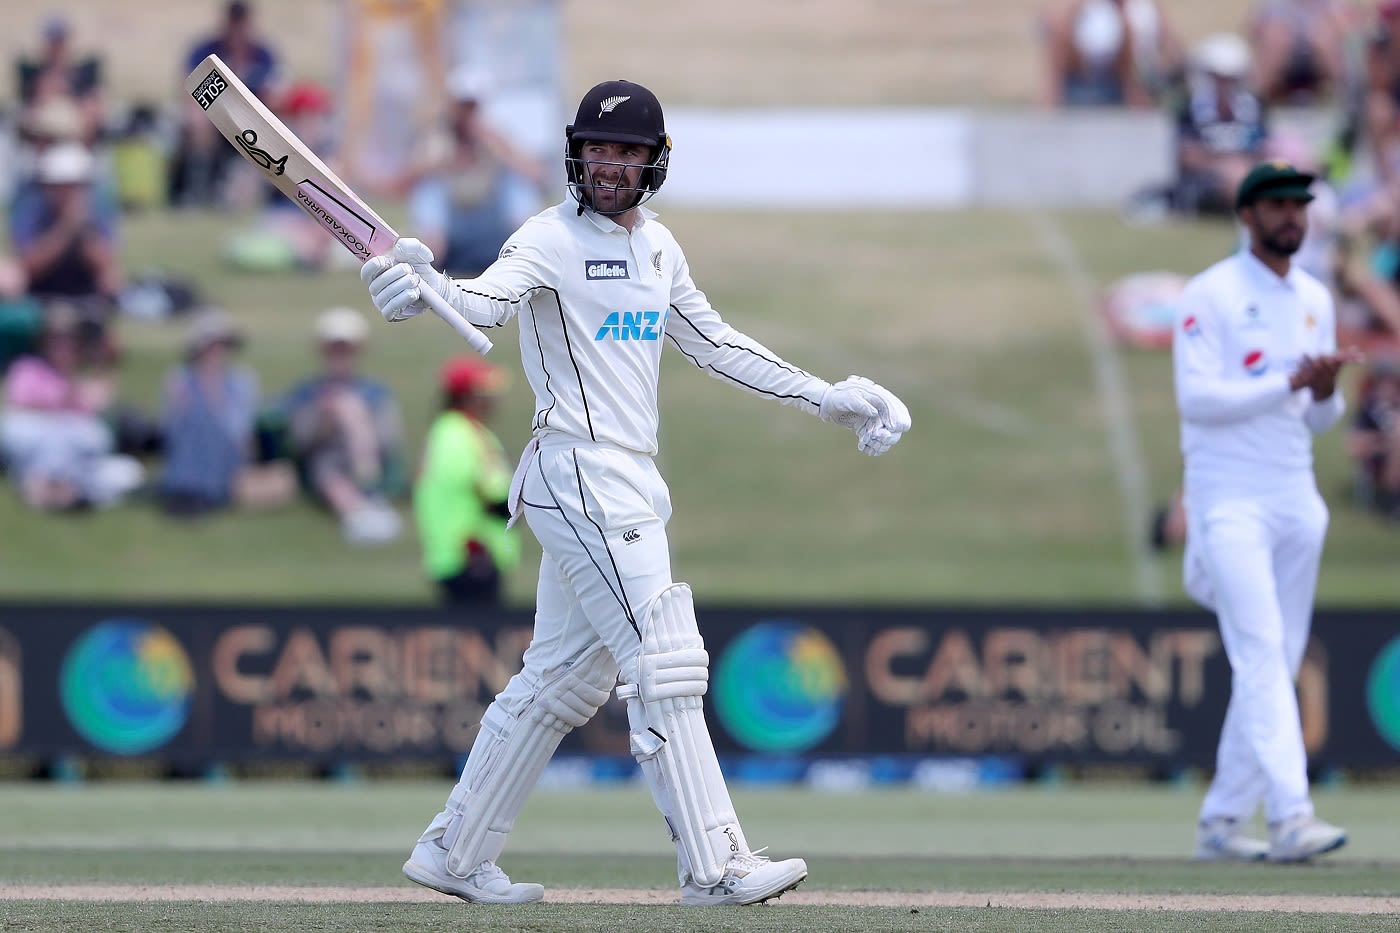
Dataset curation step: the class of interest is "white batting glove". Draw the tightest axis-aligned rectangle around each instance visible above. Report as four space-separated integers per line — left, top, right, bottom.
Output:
819 376 912 456
359 238 449 323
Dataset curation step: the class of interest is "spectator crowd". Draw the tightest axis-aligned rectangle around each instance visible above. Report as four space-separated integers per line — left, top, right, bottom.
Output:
6 0 1400 618
1039 1 1400 527
1 1 531 603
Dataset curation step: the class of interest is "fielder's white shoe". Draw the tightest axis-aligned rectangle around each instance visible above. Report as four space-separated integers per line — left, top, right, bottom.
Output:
1267 815 1347 863
680 851 808 906
1194 818 1268 862
402 841 544 904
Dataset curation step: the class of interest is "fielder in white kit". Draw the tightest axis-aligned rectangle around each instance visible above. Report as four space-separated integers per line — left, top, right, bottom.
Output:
361 80 912 905
1174 161 1357 863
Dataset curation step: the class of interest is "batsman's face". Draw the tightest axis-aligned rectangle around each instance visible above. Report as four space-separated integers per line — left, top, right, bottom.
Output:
1246 197 1309 257
581 141 648 213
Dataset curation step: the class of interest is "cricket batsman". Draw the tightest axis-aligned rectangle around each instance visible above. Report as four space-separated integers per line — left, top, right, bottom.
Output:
361 79 912 905
1174 160 1357 863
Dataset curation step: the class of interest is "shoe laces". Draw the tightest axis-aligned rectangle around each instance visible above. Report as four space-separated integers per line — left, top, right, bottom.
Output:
726 847 771 876
469 859 509 885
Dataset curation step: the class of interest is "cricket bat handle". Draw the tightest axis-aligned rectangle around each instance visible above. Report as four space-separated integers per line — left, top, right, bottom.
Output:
418 279 494 355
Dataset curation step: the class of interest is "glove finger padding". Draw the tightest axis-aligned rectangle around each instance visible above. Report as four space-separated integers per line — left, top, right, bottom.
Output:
360 255 394 287
391 237 436 267
845 375 912 434
368 262 426 322
818 382 879 432
857 425 902 456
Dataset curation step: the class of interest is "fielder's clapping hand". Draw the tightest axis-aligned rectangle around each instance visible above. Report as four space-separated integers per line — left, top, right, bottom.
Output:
360 238 448 323
819 376 912 456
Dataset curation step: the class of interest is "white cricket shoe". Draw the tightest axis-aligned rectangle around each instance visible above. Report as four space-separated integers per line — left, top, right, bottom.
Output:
1194 818 1268 862
680 851 808 906
402 841 544 904
1268 815 1347 863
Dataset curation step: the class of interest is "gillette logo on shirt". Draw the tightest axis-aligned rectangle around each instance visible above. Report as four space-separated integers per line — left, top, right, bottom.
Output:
585 260 629 280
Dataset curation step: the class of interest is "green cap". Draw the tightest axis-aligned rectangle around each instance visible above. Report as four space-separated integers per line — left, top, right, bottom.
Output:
1235 160 1316 210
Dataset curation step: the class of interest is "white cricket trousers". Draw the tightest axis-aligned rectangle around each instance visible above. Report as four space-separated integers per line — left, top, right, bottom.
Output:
495 437 676 730
1186 476 1327 826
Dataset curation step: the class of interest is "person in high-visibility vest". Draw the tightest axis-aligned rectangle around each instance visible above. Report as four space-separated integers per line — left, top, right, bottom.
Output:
414 356 519 605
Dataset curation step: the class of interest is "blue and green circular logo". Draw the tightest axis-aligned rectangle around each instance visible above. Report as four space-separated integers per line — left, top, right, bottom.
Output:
60 620 193 755
713 622 847 753
1367 637 1400 752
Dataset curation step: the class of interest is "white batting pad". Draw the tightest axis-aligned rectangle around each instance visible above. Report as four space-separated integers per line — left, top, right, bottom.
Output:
442 646 618 876
621 583 747 887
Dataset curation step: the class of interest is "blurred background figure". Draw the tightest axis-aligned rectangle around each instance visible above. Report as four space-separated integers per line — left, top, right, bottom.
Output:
271 307 405 546
1246 0 1354 105
1331 182 1400 351
339 0 446 198
404 66 548 276
1040 0 1183 109
169 0 281 207
0 256 43 375
8 142 123 339
1364 0 1400 188
156 308 257 517
1171 33 1271 217
1348 354 1400 517
14 14 104 145
414 357 518 606
15 94 88 183
0 304 140 511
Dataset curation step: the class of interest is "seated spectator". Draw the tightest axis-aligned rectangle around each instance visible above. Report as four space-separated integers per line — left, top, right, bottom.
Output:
1332 186 1400 351
15 15 104 142
157 308 257 517
1247 0 1352 105
1365 0 1400 188
9 143 123 311
1348 355 1400 517
15 94 88 183
273 308 405 545
0 305 141 510
414 358 520 605
1171 34 1270 216
170 1 281 207
1040 0 1182 109
0 256 44 374
404 67 547 276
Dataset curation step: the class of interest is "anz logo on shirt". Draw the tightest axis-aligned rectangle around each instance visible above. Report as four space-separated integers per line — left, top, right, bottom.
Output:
595 310 667 341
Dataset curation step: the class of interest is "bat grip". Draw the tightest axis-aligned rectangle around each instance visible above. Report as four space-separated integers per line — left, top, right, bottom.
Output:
418 279 493 355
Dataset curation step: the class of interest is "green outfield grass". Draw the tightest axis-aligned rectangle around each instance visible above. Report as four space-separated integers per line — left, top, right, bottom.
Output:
0 782 1397 932
3 206 1399 607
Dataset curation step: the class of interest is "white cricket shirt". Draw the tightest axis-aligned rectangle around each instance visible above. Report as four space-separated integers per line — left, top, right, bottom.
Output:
439 201 831 456
1172 249 1344 492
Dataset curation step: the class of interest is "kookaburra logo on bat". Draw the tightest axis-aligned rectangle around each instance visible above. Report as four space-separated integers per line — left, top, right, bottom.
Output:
235 129 288 176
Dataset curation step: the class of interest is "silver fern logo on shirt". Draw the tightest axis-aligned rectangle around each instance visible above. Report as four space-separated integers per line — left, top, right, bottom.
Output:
585 260 629 280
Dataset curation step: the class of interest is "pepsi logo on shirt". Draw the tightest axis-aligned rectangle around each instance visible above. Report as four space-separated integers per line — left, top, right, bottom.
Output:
1243 349 1268 376
1183 315 1202 337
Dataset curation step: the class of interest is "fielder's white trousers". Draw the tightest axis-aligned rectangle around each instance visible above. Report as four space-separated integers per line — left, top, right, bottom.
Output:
1185 475 1327 826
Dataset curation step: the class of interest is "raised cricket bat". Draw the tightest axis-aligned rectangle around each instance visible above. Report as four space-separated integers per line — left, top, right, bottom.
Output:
182 54 492 355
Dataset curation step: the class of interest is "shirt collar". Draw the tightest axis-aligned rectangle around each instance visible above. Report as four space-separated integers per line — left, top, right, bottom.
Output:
1239 247 1299 291
575 201 656 234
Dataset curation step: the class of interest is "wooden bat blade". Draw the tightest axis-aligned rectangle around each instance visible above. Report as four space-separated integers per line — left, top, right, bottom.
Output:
181 54 493 355
181 53 397 261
